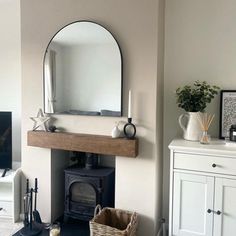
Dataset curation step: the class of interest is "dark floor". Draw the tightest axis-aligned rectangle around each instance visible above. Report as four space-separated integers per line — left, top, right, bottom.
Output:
59 219 89 236
13 219 90 236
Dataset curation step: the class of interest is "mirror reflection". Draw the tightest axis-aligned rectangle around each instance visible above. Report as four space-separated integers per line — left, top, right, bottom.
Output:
43 21 122 116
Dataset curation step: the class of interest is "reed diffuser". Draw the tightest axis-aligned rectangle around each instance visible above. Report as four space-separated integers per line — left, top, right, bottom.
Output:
197 112 215 144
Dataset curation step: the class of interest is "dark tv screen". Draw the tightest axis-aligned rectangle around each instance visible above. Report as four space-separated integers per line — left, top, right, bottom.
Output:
0 112 12 169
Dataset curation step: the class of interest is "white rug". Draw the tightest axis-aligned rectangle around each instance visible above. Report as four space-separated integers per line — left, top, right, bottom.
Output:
0 218 23 236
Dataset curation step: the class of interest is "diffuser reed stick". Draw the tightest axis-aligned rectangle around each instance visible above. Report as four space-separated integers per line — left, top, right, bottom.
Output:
197 112 215 144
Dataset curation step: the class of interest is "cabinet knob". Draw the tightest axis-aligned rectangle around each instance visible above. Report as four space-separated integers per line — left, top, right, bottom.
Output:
216 210 221 215
212 163 217 168
207 209 212 213
0 208 2 211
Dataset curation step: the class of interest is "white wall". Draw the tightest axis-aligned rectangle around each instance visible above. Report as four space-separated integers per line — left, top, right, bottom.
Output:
163 0 236 220
21 0 164 235
0 0 21 162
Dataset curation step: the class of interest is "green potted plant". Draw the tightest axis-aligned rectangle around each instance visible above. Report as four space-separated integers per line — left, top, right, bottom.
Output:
176 81 220 141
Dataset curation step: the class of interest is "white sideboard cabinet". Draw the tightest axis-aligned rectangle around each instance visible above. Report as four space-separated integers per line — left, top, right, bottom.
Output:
0 168 21 222
169 139 236 236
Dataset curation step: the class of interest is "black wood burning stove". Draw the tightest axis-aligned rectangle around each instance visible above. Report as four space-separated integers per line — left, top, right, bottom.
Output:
64 165 115 221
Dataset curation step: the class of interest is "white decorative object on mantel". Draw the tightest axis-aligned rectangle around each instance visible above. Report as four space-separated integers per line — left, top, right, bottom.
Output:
111 122 121 138
168 139 236 236
30 109 50 131
128 89 132 118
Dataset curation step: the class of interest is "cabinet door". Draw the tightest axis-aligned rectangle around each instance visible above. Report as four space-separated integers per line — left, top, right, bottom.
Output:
172 173 214 236
214 178 236 236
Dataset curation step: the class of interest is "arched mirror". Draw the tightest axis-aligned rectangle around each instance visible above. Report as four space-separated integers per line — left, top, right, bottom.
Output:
43 21 122 116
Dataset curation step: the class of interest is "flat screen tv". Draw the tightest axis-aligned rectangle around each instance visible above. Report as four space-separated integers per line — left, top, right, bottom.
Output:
0 112 12 169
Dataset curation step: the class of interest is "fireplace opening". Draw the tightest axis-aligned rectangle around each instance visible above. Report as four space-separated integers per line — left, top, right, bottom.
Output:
64 152 115 222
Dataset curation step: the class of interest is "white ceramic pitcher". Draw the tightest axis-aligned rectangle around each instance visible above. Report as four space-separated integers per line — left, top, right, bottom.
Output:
178 112 202 141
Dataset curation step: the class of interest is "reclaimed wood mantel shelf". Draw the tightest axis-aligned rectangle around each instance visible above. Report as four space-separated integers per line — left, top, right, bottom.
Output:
27 131 138 157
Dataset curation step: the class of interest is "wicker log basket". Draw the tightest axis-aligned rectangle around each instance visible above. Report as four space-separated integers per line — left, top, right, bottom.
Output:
90 205 138 236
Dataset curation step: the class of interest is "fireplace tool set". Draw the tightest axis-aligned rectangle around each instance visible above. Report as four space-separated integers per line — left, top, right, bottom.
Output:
19 178 43 236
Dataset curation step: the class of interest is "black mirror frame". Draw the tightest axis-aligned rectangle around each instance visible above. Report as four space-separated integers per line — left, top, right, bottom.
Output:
43 20 123 117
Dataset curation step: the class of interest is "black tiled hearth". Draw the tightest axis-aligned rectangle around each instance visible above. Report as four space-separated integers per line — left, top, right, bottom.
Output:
13 219 89 236
59 220 89 236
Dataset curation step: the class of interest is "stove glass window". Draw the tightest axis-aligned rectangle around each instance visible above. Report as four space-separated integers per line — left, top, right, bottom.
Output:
70 182 96 206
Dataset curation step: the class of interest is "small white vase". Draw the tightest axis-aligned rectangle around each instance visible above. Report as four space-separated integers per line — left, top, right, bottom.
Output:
111 125 121 138
178 112 202 141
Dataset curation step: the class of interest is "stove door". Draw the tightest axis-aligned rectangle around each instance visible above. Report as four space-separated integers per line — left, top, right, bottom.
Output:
67 181 98 219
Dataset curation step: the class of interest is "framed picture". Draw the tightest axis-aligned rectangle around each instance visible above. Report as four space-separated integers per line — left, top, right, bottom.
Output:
220 90 236 139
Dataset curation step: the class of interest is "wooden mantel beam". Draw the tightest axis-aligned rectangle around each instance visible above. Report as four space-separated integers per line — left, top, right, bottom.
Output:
27 131 138 158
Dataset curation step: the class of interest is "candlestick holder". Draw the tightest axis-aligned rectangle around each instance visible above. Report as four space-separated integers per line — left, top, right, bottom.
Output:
123 118 136 139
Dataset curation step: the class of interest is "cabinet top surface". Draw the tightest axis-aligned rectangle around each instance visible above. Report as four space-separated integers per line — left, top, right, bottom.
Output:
169 139 236 156
0 169 16 183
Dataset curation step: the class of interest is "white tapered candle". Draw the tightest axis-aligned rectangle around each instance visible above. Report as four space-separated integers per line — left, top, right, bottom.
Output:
128 90 131 118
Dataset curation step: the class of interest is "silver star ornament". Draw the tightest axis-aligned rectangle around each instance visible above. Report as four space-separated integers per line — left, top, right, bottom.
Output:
30 109 50 131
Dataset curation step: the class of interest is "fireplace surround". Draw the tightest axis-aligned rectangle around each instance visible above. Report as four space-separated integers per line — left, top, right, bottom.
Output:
27 130 138 224
64 165 115 221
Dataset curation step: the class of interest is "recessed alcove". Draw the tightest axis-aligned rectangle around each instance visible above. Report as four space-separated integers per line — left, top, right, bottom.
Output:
27 131 138 157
